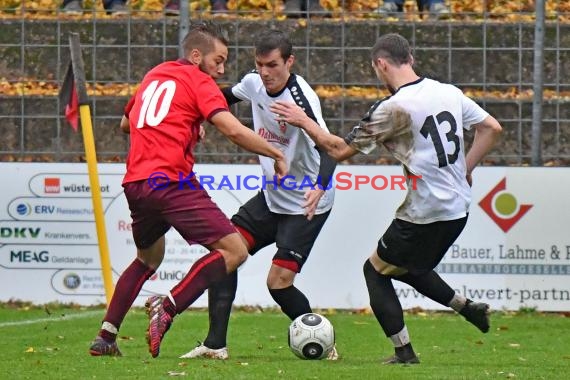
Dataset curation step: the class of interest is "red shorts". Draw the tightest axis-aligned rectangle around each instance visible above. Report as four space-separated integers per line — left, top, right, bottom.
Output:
123 178 237 249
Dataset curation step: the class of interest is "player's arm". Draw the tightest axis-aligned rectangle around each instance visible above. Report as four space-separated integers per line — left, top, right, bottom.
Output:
270 100 357 162
120 95 136 134
210 111 287 177
222 86 243 106
465 115 502 177
302 147 336 220
120 115 130 134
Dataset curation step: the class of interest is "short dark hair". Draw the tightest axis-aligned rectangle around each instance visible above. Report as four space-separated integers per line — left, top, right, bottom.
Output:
182 21 229 57
371 33 412 65
254 29 293 61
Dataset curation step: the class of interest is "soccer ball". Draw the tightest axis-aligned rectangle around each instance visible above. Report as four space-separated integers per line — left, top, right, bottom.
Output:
288 313 335 360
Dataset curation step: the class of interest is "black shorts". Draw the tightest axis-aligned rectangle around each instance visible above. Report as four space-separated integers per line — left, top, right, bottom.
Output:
231 191 331 270
377 216 468 275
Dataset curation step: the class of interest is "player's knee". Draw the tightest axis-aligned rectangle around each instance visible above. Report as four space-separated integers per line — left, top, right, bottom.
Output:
363 259 378 280
221 244 248 271
267 265 296 289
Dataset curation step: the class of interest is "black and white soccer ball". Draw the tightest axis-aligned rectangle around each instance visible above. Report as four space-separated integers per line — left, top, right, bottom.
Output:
288 313 335 360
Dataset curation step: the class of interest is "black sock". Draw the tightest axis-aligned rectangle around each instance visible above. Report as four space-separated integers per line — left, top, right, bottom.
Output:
397 270 456 306
203 271 237 349
363 260 404 336
269 285 312 320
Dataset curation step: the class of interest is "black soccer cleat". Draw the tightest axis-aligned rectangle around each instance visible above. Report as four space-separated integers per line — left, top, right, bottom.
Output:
382 354 420 365
382 343 420 365
460 300 490 333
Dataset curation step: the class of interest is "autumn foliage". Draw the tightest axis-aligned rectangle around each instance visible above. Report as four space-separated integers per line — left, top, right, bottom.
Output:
0 0 568 20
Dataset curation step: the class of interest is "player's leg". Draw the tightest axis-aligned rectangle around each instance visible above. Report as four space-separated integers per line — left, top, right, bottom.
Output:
90 238 166 356
391 216 489 333
268 211 330 320
364 254 419 364
180 192 276 359
267 263 309 319
90 180 170 356
179 268 238 360
363 219 421 364
145 181 249 357
396 271 490 333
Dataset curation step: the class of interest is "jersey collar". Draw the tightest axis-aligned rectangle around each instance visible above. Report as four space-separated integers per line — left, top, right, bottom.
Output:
266 73 297 98
393 77 424 94
177 58 194 66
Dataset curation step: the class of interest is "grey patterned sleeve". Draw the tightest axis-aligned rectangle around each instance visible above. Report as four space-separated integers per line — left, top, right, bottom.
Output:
345 104 411 155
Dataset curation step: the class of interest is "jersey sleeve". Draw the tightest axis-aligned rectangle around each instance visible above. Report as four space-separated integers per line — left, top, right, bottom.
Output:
229 71 257 102
194 74 229 121
460 93 489 130
345 102 412 155
124 94 136 118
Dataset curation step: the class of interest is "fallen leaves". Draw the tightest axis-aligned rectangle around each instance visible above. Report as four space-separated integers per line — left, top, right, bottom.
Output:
0 0 568 21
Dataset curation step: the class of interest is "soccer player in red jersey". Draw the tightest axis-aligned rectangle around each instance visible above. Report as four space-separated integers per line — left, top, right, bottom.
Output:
88 21 286 358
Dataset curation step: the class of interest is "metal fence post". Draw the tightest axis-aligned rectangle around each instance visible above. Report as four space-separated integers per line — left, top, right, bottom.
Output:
531 0 545 166
179 0 190 57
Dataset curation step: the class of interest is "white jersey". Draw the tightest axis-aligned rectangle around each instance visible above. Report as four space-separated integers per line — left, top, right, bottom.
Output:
229 72 334 215
347 78 488 224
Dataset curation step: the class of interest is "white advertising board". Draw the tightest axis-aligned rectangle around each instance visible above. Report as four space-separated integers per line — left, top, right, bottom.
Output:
0 163 569 311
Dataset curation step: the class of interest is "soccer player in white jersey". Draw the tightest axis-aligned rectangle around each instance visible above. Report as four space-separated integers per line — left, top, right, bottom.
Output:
180 29 338 360
270 33 502 364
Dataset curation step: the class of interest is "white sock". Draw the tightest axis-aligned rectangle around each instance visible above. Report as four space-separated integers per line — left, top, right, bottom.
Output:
448 293 468 312
101 321 118 334
389 326 410 348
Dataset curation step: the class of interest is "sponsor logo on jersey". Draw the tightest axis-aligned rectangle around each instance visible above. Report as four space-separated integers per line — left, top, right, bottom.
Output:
258 128 290 146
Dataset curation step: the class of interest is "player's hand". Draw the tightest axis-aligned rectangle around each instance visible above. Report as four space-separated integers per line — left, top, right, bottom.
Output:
269 101 307 128
303 188 325 221
198 125 206 142
466 173 473 187
274 158 288 182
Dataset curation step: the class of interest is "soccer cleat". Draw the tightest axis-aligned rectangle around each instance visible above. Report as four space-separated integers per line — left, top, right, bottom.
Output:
89 336 122 357
382 354 420 364
145 296 173 358
326 344 339 361
460 301 490 333
382 343 419 364
179 342 229 360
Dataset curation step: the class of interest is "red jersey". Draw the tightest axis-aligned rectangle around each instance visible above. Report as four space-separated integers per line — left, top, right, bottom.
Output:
123 59 228 184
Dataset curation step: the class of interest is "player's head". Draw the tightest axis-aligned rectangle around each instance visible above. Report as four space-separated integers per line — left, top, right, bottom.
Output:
370 33 414 93
254 29 295 94
182 21 229 79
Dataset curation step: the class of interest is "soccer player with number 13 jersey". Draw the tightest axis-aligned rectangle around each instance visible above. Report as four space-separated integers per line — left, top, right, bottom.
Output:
271 33 503 364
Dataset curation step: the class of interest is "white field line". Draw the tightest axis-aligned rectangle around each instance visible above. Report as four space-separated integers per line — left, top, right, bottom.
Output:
0 309 103 328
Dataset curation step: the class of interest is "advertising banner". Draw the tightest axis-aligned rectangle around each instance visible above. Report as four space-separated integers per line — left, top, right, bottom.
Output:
0 163 568 311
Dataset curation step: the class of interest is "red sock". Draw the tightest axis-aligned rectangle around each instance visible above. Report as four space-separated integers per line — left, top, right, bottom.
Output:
99 329 116 342
100 259 154 336
167 250 226 315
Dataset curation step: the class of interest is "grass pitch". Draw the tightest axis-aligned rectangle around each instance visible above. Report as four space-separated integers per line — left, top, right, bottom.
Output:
2 303 569 379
